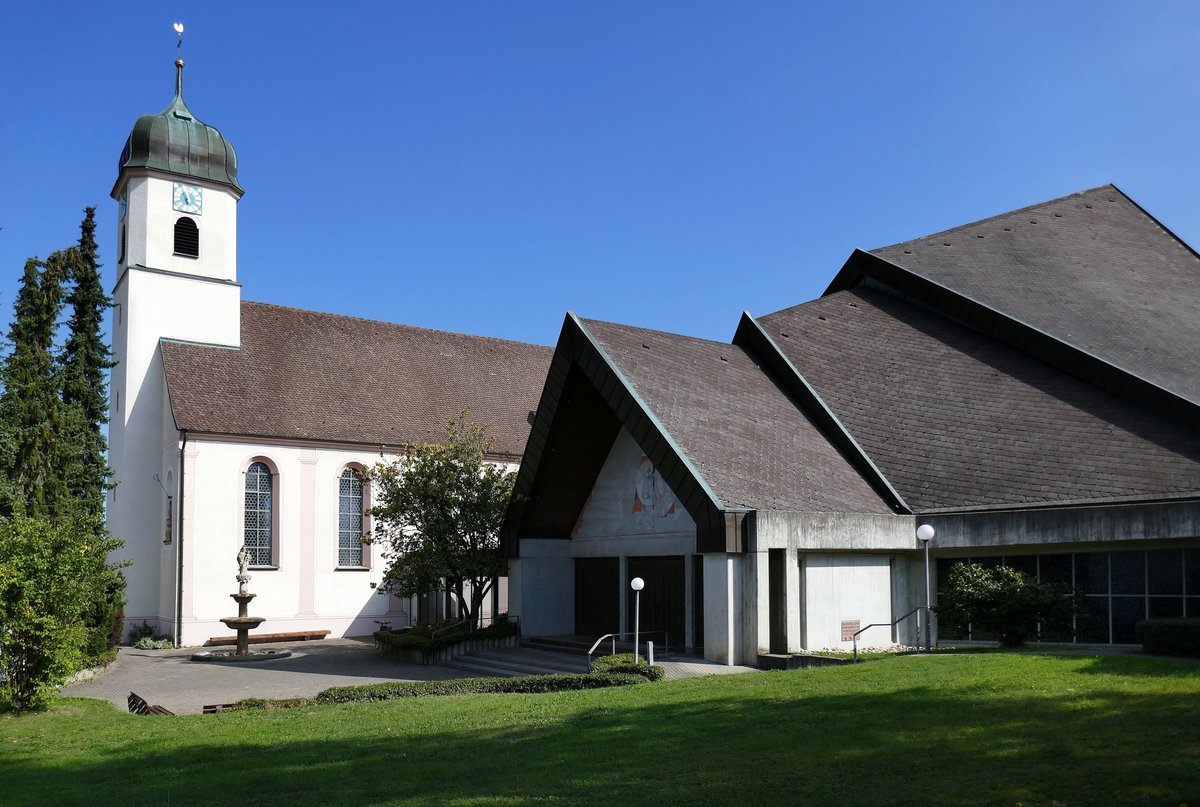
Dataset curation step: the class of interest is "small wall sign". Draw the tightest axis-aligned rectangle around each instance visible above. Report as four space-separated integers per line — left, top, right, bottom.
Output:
841 620 860 642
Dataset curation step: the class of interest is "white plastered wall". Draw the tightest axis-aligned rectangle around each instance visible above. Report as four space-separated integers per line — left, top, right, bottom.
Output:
177 438 405 646
108 268 240 633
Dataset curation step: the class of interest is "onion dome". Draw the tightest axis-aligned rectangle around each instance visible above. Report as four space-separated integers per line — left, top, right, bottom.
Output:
113 59 243 197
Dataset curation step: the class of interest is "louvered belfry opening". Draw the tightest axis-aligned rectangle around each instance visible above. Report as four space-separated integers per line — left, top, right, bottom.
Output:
174 216 199 257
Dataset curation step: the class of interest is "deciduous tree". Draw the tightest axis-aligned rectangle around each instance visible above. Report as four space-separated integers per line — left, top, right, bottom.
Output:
369 415 515 628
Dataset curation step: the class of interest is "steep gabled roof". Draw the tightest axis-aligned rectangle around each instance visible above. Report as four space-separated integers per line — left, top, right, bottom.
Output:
850 185 1200 409
503 312 894 556
581 318 894 515
759 287 1200 512
160 301 552 456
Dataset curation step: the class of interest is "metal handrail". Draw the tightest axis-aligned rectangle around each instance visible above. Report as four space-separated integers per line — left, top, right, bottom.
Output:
586 630 670 668
587 633 619 662
851 607 929 662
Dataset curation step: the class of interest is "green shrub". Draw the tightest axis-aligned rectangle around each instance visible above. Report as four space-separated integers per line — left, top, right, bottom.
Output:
589 652 666 681
373 619 518 652
231 672 648 711
132 637 174 650
127 620 156 644
228 697 317 711
935 562 1080 647
316 672 646 703
1136 618 1200 657
0 514 125 711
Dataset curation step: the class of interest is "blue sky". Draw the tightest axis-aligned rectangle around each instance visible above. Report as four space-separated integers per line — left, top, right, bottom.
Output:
3 3 1200 347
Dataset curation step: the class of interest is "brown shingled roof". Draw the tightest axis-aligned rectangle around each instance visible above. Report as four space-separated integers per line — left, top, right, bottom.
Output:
870 185 1200 406
580 318 893 514
759 287 1200 512
160 301 552 456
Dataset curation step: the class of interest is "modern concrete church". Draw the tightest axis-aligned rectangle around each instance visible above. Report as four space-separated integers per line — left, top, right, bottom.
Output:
503 185 1200 665
106 61 551 646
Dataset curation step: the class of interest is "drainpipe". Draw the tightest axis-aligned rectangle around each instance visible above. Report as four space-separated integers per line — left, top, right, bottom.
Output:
175 430 187 648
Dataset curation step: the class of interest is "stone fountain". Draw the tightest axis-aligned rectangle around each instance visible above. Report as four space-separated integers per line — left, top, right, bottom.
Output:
191 546 291 663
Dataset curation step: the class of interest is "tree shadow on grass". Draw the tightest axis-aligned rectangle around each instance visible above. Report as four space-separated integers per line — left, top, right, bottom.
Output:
7 658 1200 806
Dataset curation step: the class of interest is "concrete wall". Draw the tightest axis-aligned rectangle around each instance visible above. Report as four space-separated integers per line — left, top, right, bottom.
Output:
757 510 914 551
510 539 574 637
802 554 894 649
923 500 1200 552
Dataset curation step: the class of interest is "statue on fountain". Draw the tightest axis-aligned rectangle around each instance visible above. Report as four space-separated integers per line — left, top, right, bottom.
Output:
237 544 251 593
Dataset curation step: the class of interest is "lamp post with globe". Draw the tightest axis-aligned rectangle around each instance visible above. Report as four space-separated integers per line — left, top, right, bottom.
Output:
630 577 645 664
916 524 935 652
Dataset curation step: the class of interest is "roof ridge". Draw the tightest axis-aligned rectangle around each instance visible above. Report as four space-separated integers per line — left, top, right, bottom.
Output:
577 315 734 348
870 184 1118 253
241 299 553 351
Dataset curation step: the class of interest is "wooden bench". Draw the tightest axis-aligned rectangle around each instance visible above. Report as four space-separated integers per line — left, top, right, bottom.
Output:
127 691 173 716
207 629 330 647
202 703 236 714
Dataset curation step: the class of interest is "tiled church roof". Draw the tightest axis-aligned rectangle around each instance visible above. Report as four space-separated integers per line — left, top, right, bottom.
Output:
759 287 1200 512
160 301 552 456
870 185 1200 406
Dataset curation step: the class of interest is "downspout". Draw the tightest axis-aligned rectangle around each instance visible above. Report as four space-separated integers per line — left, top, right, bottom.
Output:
175 430 187 647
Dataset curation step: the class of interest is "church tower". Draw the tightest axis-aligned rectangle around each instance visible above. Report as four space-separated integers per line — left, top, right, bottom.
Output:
108 57 244 636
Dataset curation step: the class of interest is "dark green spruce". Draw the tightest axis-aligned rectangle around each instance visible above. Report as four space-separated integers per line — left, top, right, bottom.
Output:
0 252 68 517
60 207 114 516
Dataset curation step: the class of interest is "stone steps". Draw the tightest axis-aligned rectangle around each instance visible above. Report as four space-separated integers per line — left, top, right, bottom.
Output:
440 647 589 678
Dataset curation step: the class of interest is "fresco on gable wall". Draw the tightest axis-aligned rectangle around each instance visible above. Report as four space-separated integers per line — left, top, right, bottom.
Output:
633 455 678 527
572 429 692 539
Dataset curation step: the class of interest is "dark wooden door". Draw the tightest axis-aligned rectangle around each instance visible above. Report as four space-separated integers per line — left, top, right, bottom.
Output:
575 557 619 638
627 555 685 650
692 554 704 651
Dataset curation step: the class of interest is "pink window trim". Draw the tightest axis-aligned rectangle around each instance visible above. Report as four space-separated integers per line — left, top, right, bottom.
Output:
240 455 281 569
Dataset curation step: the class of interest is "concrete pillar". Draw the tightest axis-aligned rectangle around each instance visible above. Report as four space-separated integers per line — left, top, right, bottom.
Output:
684 554 695 649
703 553 741 664
618 555 629 635
786 549 802 652
742 548 769 664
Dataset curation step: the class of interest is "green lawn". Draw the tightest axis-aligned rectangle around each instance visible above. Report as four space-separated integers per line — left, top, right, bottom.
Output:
3 653 1199 806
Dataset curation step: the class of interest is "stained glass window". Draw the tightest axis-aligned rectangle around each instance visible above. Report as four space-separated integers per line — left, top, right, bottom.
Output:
339 469 364 567
244 462 273 566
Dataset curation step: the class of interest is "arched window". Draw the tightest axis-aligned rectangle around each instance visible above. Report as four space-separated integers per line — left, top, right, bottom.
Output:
174 216 199 258
244 461 274 566
338 468 365 567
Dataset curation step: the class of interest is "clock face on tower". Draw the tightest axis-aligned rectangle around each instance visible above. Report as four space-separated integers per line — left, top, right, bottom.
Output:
172 182 203 215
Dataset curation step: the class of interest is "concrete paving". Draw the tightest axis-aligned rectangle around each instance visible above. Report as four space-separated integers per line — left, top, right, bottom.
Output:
60 637 461 715
61 637 759 715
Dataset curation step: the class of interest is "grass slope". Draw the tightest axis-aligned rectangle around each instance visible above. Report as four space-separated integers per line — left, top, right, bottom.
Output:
3 654 1199 806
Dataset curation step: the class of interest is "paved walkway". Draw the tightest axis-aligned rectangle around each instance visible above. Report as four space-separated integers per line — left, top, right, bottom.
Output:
61 637 460 715
61 638 757 715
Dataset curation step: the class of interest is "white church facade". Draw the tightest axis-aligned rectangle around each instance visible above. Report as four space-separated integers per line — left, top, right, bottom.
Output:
107 59 550 647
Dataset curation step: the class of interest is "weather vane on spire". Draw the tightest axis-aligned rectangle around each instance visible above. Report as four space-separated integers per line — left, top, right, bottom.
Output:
174 21 184 60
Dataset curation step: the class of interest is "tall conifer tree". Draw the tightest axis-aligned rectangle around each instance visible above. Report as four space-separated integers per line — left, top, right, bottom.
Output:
0 253 68 516
60 207 114 515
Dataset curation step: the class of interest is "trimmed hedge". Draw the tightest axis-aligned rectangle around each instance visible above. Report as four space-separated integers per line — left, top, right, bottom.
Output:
316 673 647 704
589 653 666 681
1136 618 1200 658
227 672 648 711
373 619 519 652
